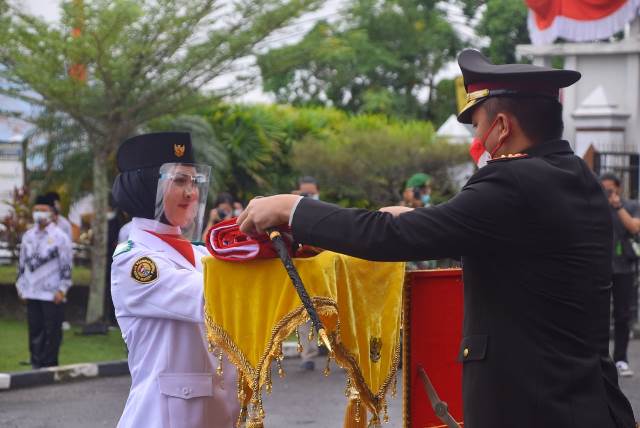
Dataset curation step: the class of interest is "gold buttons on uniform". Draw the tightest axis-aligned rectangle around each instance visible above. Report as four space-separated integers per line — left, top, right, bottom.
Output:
463 348 469 358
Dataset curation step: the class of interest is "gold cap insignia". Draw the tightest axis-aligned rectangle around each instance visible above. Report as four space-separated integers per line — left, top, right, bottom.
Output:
174 144 185 158
131 257 158 284
369 337 382 363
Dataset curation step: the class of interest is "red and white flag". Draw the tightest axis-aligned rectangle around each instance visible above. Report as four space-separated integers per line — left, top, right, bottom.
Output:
526 0 640 45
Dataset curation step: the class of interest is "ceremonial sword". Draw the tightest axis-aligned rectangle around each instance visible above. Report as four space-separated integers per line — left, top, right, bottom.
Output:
265 227 333 354
417 365 461 428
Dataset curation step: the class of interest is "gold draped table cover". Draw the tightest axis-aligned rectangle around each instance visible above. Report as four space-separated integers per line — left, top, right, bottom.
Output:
203 251 405 427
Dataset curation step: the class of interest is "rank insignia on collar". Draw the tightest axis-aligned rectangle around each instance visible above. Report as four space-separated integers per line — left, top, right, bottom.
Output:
131 257 158 284
174 144 185 158
487 153 528 163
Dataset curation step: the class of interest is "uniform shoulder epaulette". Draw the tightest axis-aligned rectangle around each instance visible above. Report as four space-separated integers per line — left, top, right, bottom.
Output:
113 240 134 258
486 153 529 163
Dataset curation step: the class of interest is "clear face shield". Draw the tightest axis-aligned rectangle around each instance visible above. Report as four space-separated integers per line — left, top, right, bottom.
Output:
154 163 211 241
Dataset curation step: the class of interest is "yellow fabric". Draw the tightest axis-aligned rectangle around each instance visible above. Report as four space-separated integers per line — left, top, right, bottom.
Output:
203 251 404 423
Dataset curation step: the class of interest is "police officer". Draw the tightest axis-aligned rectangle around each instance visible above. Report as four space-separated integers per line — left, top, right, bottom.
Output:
111 132 239 428
237 50 636 427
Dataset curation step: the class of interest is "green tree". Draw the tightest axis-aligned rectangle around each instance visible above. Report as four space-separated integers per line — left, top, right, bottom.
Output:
292 113 469 207
0 0 320 324
258 0 461 120
457 0 529 63
26 109 92 199
429 78 458 128
203 104 351 199
206 105 284 200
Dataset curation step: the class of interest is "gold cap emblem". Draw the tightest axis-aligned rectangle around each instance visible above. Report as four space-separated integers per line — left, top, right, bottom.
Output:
174 144 185 158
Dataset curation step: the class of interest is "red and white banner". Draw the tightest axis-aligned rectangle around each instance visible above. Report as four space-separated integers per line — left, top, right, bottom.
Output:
526 0 640 45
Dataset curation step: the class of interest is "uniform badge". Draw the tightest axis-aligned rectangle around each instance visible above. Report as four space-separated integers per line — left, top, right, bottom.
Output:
369 337 382 363
131 257 158 284
174 144 185 158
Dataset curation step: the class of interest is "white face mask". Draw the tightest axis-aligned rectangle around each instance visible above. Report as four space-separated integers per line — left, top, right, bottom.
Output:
310 193 320 200
33 211 51 225
232 209 243 217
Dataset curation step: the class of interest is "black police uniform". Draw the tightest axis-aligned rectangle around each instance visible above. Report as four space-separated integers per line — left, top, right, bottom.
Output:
287 50 636 427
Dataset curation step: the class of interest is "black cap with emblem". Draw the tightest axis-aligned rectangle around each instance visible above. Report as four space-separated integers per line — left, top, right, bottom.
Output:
456 49 581 124
116 132 194 171
112 132 194 219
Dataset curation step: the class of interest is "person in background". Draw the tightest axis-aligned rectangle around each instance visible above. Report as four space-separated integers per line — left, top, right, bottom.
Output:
292 176 320 371
202 193 236 241
44 192 74 331
601 173 640 377
232 201 244 218
16 194 73 368
45 192 73 240
399 173 436 269
292 176 320 200
399 173 432 208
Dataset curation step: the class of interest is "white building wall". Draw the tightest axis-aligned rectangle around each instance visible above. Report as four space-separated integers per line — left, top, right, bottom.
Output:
0 143 24 220
517 39 640 153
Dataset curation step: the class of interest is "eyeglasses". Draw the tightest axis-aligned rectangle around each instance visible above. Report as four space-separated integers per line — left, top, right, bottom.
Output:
161 172 208 187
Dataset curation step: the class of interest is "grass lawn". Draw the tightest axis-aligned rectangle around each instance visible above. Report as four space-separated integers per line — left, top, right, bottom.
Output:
0 318 127 372
0 264 92 285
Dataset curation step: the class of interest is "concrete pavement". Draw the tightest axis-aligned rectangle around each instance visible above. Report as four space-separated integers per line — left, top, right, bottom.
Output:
0 356 404 428
3 342 640 427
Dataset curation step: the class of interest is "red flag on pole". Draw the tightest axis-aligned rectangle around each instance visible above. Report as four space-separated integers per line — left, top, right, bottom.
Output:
69 0 86 82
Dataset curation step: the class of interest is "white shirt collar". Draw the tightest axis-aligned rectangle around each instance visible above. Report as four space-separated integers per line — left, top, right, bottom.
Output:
132 217 181 235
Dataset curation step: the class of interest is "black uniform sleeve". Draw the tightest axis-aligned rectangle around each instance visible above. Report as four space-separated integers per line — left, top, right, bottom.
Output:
292 162 529 261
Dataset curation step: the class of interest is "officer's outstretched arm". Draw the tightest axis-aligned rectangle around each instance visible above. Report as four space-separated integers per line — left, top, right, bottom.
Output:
291 163 535 261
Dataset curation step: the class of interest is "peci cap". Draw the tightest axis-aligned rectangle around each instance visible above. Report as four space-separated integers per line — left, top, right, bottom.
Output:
34 194 54 207
456 49 581 124
116 132 194 172
406 173 431 188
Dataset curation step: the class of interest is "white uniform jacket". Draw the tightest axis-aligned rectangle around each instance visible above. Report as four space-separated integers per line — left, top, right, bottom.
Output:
16 223 72 301
111 218 238 428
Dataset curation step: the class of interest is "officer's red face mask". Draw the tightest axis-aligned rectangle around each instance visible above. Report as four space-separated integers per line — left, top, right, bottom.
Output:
469 115 508 167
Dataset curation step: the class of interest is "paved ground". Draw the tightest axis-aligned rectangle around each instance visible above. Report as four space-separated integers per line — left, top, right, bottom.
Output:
0 356 403 428
2 342 640 427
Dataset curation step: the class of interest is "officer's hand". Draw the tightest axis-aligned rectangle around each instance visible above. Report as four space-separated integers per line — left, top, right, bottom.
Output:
53 291 65 305
237 194 301 236
378 206 414 217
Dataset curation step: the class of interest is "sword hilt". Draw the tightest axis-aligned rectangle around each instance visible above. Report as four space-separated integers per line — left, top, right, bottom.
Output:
266 227 333 354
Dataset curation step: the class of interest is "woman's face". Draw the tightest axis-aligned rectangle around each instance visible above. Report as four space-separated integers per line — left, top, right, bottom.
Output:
162 165 200 228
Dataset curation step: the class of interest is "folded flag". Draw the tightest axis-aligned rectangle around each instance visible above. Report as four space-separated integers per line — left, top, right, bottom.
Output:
205 218 296 262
